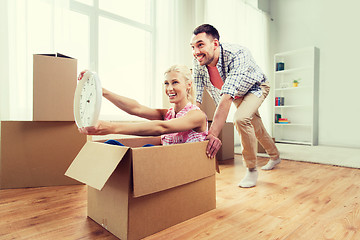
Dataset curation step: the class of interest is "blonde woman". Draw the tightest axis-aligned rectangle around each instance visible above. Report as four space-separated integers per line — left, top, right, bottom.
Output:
79 65 209 145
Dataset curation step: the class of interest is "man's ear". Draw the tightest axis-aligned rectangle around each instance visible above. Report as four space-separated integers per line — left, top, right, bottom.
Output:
213 39 220 50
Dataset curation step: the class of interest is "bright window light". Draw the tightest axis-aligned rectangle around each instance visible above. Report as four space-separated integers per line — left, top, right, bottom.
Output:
98 17 151 120
74 0 93 6
99 0 151 24
70 0 155 121
67 11 90 70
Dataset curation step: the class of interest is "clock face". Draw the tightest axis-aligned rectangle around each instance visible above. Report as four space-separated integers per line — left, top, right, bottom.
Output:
74 71 102 128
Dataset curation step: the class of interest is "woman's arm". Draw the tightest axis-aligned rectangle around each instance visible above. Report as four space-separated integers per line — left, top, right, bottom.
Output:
80 109 207 136
102 88 166 120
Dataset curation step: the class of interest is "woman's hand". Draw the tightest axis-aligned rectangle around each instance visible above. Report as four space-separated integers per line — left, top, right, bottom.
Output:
78 121 114 135
77 70 88 81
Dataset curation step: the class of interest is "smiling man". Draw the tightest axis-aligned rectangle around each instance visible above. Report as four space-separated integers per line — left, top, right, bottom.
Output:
190 24 280 188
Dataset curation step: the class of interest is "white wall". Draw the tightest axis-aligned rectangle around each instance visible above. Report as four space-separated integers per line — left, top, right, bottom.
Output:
269 0 360 148
156 0 198 109
0 1 9 119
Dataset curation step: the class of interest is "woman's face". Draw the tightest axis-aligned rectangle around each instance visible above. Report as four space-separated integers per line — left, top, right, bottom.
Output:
164 71 190 105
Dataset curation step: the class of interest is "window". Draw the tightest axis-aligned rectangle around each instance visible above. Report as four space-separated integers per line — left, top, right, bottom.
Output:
70 0 155 120
99 0 151 24
0 0 156 121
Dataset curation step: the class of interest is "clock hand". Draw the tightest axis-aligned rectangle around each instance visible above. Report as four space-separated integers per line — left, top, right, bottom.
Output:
83 91 95 126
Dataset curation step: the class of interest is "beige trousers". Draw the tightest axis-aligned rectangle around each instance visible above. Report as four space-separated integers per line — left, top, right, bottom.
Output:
233 82 279 169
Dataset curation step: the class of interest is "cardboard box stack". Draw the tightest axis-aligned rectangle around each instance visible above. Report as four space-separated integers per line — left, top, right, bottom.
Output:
0 53 86 189
0 56 218 238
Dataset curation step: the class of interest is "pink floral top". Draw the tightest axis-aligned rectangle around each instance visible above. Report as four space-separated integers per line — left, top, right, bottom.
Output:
161 103 208 145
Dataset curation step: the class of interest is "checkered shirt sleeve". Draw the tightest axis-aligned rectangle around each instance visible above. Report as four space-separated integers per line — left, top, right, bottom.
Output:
221 45 266 98
193 64 205 103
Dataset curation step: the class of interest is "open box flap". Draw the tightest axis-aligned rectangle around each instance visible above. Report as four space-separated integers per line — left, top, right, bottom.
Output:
132 141 216 197
65 141 129 190
34 53 75 59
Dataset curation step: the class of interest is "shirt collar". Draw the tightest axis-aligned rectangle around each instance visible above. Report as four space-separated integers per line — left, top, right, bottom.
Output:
217 43 224 69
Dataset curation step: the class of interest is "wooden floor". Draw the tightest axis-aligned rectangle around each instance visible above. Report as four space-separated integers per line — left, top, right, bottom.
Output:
1 155 360 240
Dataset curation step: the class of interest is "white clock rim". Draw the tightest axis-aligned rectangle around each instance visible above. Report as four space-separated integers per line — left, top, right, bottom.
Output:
73 71 102 128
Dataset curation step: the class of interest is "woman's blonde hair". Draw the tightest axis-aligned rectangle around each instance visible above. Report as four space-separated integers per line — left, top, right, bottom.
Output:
164 65 195 104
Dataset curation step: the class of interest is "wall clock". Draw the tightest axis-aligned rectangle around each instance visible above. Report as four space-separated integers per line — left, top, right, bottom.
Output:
74 70 102 128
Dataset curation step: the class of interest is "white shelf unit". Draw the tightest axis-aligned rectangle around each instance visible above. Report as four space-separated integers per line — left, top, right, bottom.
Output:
272 47 319 146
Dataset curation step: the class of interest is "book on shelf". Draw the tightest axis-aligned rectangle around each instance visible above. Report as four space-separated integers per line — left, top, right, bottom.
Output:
275 114 282 123
278 118 290 124
280 97 284 106
275 97 285 106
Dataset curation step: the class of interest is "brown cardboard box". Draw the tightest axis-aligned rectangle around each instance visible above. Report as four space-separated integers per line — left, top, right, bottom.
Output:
216 122 235 161
33 53 77 121
199 89 216 121
65 137 216 240
0 121 86 189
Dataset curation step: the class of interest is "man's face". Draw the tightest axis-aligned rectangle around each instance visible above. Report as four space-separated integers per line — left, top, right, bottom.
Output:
190 32 218 66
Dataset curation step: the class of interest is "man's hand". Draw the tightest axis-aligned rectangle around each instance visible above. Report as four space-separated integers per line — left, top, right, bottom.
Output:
206 133 222 158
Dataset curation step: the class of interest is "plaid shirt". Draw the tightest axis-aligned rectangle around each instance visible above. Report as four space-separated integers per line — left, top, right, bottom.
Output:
193 43 267 106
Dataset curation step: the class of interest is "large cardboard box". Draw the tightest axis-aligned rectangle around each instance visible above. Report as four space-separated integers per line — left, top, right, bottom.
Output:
216 122 235 161
0 121 86 189
65 137 216 240
33 53 77 121
199 89 216 121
